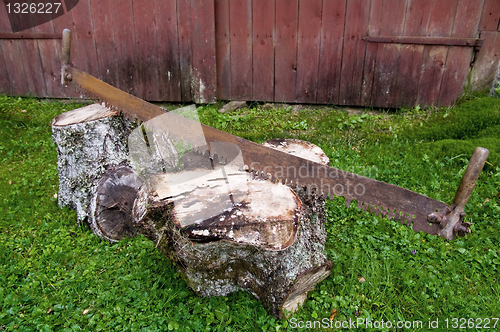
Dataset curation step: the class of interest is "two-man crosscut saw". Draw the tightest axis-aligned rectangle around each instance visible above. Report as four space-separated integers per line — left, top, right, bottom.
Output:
59 29 489 241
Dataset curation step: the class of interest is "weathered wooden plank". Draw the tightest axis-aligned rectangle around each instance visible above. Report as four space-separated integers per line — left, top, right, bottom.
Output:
90 0 118 87
471 31 500 90
363 36 483 47
0 5 25 95
70 0 100 77
479 0 500 31
190 0 217 103
372 0 406 108
155 0 182 101
451 0 485 38
274 0 298 103
439 0 484 106
0 32 61 39
5 10 43 97
416 0 458 106
18 35 47 97
177 0 193 101
215 0 231 100
295 0 322 103
317 0 346 105
0 51 11 95
339 0 371 105
110 0 138 95
395 0 432 107
1 0 19 34
34 13 64 97
252 0 275 101
0 27 9 94
230 0 252 100
360 0 383 106
132 0 159 101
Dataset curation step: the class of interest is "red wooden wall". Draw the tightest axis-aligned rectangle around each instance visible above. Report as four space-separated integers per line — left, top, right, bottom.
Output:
1 0 500 107
216 0 500 107
0 0 216 103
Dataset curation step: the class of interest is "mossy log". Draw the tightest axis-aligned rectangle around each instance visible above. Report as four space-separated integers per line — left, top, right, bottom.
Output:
132 140 332 317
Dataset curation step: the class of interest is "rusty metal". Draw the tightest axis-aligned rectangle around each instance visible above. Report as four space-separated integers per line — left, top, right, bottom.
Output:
60 29 489 241
363 35 484 47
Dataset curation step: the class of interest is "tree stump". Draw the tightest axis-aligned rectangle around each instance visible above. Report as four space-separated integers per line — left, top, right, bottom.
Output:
52 103 134 223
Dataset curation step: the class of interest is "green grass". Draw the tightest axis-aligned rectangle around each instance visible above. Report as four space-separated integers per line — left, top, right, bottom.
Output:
1 94 499 331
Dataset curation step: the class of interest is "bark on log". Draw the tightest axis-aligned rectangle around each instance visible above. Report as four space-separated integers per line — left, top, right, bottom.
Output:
52 104 134 223
132 140 332 317
53 104 333 317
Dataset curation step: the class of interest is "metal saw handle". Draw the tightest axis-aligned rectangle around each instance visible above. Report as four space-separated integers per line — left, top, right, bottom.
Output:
438 147 489 240
61 28 72 84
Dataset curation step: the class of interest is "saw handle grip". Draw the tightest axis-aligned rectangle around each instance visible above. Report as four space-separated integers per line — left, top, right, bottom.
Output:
452 147 489 212
439 147 489 240
61 29 71 84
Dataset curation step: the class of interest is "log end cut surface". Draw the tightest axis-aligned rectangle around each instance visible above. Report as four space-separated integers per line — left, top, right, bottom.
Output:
92 165 144 242
52 103 118 126
147 166 302 251
263 138 330 166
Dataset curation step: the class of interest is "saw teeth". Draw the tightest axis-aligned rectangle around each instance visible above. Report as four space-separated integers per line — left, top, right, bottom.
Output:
360 201 369 212
345 198 352 208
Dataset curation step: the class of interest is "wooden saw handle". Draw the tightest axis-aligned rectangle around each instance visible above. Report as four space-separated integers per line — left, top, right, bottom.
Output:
61 29 71 84
453 147 490 211
439 147 489 240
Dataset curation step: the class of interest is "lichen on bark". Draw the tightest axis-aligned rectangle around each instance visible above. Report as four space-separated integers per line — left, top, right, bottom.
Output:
52 115 135 223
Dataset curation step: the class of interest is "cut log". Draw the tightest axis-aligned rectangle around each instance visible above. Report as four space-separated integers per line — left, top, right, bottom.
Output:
53 104 333 317
52 103 135 223
90 165 143 242
132 140 332 317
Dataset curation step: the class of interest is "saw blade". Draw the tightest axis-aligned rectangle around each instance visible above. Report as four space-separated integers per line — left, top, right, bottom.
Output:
67 67 449 235
198 127 448 235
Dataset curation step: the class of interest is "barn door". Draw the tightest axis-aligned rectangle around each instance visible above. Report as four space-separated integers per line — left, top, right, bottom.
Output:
214 0 499 108
346 0 485 108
